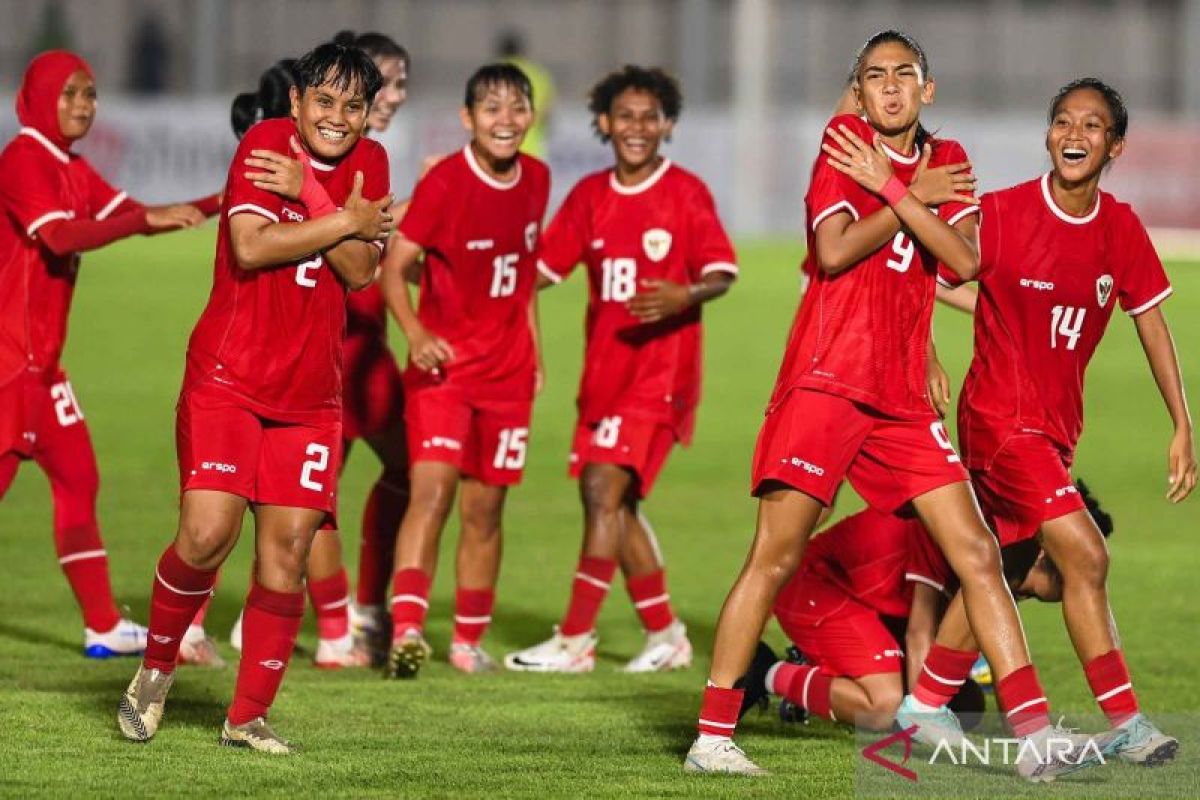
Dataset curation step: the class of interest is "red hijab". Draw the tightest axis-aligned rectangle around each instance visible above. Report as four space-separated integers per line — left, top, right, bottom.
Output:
17 50 94 150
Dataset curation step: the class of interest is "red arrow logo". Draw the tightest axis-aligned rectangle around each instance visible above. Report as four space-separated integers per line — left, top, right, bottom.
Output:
862 724 919 782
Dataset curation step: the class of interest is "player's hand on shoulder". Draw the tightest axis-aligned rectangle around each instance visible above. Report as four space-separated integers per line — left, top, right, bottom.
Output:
1166 427 1197 503
344 170 395 242
908 144 978 207
244 144 305 201
405 322 455 373
821 123 894 194
627 279 691 323
145 203 205 231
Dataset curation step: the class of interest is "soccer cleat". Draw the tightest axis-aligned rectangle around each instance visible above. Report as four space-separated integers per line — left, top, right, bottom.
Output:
229 610 243 652
894 694 967 748
624 620 693 673
117 664 175 742
504 627 597 673
314 632 372 669
178 625 225 668
448 641 499 674
85 617 147 658
349 603 390 666
220 717 298 755
385 629 432 679
683 736 768 775
1015 725 1112 783
1114 714 1178 766
735 641 778 719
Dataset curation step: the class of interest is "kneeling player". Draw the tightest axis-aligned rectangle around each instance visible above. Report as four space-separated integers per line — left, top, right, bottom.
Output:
116 42 392 753
505 66 736 673
380 64 550 676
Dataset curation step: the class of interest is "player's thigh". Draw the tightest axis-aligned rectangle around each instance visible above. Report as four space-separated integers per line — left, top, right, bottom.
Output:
255 419 342 516
406 385 471 471
465 398 532 486
743 486 825 580
910 482 1002 580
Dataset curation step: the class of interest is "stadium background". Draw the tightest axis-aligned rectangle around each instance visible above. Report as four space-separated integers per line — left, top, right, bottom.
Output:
0 1 1197 797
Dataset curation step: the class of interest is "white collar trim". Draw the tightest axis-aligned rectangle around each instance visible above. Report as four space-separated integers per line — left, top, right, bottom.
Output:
310 158 334 172
880 140 920 165
463 144 521 190
1040 173 1100 225
609 158 672 195
20 127 69 164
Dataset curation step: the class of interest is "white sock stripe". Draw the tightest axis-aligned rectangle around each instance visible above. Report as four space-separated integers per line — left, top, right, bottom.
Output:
154 567 214 596
633 593 670 609
698 718 736 729
390 593 429 609
1006 697 1048 717
1095 682 1133 703
58 549 107 565
923 664 967 687
575 572 610 590
454 614 492 624
317 596 350 611
800 667 817 711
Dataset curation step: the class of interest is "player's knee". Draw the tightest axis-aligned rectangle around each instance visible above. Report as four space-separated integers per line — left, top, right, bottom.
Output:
408 479 455 525
955 534 1003 585
580 468 625 518
860 686 904 730
1063 535 1109 589
459 497 502 541
750 549 802 590
175 518 237 569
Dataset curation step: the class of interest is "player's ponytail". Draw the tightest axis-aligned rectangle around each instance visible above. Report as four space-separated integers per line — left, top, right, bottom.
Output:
330 29 409 68
229 59 299 139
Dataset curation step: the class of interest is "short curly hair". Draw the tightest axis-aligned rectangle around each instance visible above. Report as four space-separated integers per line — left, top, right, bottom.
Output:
587 65 682 142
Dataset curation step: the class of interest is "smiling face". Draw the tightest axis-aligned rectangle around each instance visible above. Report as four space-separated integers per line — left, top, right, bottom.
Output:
853 41 934 138
57 69 96 141
367 56 407 132
598 88 671 173
1046 87 1123 184
459 81 532 164
290 75 369 161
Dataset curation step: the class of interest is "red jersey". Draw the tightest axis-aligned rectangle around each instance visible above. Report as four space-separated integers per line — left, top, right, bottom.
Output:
0 127 138 387
398 145 550 401
955 175 1172 466
183 117 390 423
769 114 978 420
775 508 951 623
537 160 737 441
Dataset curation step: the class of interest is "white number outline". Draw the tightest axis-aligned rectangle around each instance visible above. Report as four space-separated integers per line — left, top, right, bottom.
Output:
885 232 915 274
490 253 519 298
600 257 637 302
50 381 84 427
300 443 330 491
1050 305 1087 351
492 427 529 470
929 421 961 464
593 416 623 449
296 255 323 288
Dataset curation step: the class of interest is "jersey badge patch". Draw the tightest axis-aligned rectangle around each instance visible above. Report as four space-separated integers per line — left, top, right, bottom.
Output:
525 222 538 252
1096 274 1113 308
642 228 672 262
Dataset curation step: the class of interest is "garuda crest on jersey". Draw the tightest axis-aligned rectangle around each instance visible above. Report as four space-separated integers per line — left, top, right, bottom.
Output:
525 222 539 253
1096 274 1113 308
642 228 672 262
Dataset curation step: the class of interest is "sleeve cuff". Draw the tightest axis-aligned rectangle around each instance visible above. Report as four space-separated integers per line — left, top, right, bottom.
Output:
811 200 859 232
945 204 980 227
905 572 948 595
700 261 739 277
1126 286 1173 317
537 259 564 284
26 210 73 237
227 203 279 223
95 191 129 221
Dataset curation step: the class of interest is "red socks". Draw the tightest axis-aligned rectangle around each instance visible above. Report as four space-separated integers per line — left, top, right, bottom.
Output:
355 476 407 607
307 569 350 641
771 662 835 720
996 664 1051 737
559 556 617 636
625 570 675 633
453 588 495 646
698 684 744 738
1084 649 1140 726
57 523 122 632
390 568 431 640
227 581 304 725
144 545 218 672
912 644 979 708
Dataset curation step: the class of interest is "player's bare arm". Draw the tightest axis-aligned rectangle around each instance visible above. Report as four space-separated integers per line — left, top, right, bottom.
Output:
904 582 943 690
935 282 978 314
1132 306 1197 502
926 338 951 418
626 271 734 323
321 171 392 289
379 235 454 372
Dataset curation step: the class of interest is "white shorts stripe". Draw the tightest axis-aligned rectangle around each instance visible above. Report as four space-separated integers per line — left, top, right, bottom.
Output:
390 593 429 609
1006 697 1048 717
575 572 610 590
923 664 966 687
454 614 492 624
155 568 214 596
227 203 280 223
633 593 670 609
58 548 106 565
698 718 736 729
95 191 129 221
1095 682 1133 703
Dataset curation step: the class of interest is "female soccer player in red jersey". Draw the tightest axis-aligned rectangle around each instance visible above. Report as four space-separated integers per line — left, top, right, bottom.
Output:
504 66 735 674
379 64 550 677
902 78 1196 767
686 32 1104 780
0 51 212 659
116 42 393 753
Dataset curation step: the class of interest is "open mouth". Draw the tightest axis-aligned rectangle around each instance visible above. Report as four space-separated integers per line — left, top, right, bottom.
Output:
884 100 904 115
492 130 518 146
317 127 347 143
1062 147 1088 165
622 137 649 153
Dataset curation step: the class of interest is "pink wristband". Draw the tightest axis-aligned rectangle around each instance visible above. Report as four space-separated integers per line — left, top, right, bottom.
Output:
880 176 908 207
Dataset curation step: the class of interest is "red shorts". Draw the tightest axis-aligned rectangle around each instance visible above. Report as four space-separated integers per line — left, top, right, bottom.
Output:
751 389 968 511
968 434 1085 547
1 368 85 459
405 383 532 486
176 383 341 516
568 415 677 498
775 573 903 677
341 334 405 442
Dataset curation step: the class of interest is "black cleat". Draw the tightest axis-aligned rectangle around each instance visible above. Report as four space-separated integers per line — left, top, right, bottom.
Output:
735 641 779 719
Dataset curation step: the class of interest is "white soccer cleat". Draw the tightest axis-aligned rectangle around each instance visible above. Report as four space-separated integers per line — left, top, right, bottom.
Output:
894 694 967 749
449 642 499 674
85 617 148 659
683 735 768 775
178 624 225 668
314 632 371 669
1015 724 1111 783
220 716 298 755
1114 714 1178 765
504 627 597 673
624 620 693 673
229 610 243 652
117 664 175 742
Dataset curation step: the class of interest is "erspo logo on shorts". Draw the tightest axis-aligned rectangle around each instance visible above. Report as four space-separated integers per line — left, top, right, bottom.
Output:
1047 484 1079 503
782 456 825 477
423 436 463 451
200 461 238 474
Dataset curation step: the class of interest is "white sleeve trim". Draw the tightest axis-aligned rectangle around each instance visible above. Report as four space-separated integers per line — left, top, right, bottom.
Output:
1126 286 1173 317
95 191 128 221
26 210 73 237
811 200 859 232
227 203 280 223
536 258 564 284
936 274 956 289
905 572 947 594
700 261 739 277
945 204 980 227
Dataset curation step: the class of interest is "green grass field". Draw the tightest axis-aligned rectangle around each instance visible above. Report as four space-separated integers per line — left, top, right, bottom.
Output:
0 231 1197 798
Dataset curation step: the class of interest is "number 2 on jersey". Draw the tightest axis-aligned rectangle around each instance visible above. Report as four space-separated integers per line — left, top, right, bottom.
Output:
1050 305 1087 350
300 443 330 492
295 255 323 288
50 381 84 427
